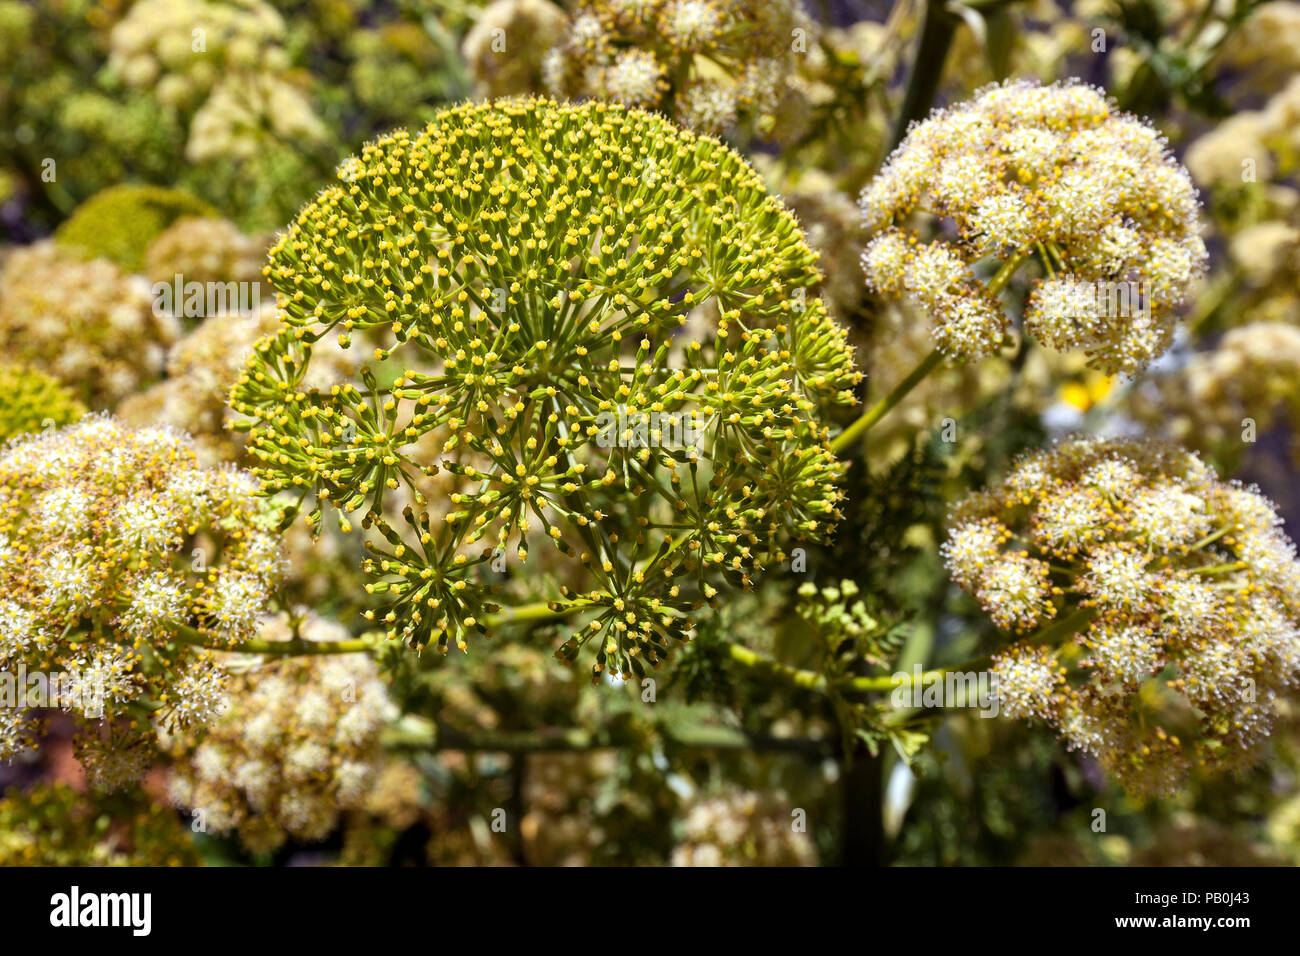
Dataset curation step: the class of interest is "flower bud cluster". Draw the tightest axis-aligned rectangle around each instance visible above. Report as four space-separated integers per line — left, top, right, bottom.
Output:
0 364 86 444
231 99 860 678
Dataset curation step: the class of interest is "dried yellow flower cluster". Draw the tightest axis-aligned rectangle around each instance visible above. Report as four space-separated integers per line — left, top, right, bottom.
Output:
143 215 268 289
543 0 814 136
119 304 358 465
462 0 569 100
861 80 1207 374
165 611 397 854
0 241 176 408
945 438 1300 796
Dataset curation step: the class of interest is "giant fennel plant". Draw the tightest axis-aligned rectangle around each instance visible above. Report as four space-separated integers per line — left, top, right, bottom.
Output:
7 72 1290 829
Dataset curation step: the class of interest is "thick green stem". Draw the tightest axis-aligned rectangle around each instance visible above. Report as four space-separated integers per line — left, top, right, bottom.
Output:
169 601 582 657
1188 561 1248 576
800 605 1099 697
832 251 1028 455
167 621 375 656
845 664 963 694
1022 604 1098 650
987 250 1029 297
831 347 944 455
1189 525 1232 551
383 715 838 758
725 642 828 692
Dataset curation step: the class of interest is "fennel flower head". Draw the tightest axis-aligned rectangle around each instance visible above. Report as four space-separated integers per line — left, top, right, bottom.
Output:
860 79 1208 375
165 610 397 854
231 98 860 679
0 417 284 786
943 437 1300 797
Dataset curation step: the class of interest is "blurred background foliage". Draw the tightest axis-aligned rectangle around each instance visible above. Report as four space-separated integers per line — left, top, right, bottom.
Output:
3 0 1300 866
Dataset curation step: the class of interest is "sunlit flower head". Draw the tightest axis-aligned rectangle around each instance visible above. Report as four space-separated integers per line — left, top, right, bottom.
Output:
860 80 1207 375
947 437 1300 796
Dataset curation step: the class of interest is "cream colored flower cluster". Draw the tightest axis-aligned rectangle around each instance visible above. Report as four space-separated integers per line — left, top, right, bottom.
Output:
543 0 814 136
186 73 327 163
118 301 358 467
118 305 283 465
0 418 284 785
166 611 397 854
0 363 85 444
108 0 324 162
670 787 816 866
861 80 1207 375
944 438 1300 796
109 0 286 105
0 241 176 409
1220 1 1300 92
144 215 268 289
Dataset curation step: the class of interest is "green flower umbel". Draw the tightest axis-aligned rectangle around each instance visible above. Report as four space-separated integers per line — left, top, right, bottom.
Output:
232 98 859 676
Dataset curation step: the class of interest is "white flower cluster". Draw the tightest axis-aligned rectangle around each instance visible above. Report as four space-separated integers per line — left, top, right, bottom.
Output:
166 611 397 853
860 80 1207 374
945 438 1300 796
0 417 284 783
0 241 175 408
